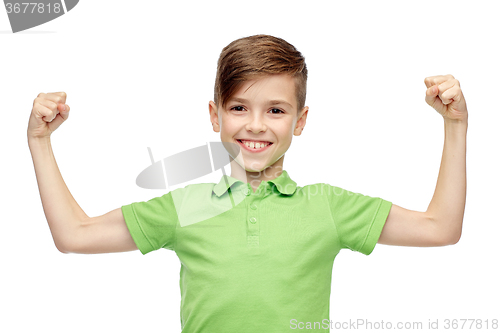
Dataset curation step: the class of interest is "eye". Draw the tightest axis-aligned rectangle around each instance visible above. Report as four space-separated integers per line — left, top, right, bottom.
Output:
230 106 245 112
269 108 284 114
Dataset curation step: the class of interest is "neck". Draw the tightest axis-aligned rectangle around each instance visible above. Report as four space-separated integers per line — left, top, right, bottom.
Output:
229 156 285 192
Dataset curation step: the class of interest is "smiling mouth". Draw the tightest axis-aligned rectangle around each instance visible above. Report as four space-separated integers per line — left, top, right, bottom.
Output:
236 139 273 150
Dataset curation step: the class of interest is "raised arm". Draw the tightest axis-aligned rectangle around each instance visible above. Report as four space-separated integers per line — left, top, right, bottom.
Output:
28 92 137 254
378 74 468 247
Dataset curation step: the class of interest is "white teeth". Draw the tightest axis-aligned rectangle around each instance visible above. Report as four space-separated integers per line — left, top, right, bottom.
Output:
240 140 270 149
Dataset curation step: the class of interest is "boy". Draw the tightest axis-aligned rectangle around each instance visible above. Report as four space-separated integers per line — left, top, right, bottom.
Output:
27 34 468 332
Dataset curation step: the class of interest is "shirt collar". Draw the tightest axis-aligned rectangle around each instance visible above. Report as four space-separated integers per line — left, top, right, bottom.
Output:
212 170 298 197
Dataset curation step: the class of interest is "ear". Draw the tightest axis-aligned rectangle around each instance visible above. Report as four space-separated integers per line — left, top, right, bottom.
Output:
209 101 220 132
294 106 309 136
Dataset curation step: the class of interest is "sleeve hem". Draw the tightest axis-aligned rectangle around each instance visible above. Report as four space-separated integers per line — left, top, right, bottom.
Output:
121 204 155 255
359 199 392 255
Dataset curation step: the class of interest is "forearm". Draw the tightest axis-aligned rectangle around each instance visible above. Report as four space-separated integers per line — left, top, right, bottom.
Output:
28 136 89 252
426 119 468 243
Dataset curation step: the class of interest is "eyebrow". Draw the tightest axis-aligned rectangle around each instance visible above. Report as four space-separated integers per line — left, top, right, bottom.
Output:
228 97 293 108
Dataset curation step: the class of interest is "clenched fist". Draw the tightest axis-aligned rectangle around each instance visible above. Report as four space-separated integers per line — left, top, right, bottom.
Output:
424 74 468 123
27 92 71 140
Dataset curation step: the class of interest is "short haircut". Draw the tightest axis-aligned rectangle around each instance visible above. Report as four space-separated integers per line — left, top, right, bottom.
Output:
214 34 308 112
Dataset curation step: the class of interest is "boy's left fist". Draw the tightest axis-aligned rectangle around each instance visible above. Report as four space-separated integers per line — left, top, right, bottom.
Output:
424 74 468 123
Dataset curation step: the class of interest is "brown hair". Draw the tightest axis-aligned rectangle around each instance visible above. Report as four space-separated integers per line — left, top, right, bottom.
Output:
214 34 308 112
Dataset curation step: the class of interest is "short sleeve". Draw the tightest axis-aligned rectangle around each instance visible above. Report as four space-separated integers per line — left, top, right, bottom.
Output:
328 185 392 255
121 191 178 255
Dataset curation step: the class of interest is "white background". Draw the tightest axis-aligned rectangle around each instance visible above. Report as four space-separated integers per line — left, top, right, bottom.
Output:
1 1 498 332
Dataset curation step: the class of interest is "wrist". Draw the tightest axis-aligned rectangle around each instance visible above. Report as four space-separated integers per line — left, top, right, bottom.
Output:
28 135 51 148
444 117 468 128
443 118 468 138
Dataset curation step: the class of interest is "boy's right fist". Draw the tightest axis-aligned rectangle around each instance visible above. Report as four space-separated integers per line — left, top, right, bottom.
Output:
28 92 70 140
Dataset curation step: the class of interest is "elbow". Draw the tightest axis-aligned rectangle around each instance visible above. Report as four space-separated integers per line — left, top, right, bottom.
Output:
428 214 463 246
53 220 83 254
56 243 69 254
54 237 72 254
440 229 462 246
54 242 70 253
448 231 462 245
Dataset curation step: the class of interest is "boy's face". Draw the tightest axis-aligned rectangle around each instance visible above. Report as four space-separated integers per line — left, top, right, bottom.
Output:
209 74 308 174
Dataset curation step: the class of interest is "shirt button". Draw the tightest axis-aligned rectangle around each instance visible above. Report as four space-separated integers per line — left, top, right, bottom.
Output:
243 188 250 196
249 217 257 224
250 204 257 210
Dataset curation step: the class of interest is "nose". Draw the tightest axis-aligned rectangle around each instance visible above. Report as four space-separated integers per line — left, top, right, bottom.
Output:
245 112 267 133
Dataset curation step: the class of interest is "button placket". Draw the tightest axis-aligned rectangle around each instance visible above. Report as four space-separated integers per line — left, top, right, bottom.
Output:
248 205 259 230
246 184 260 247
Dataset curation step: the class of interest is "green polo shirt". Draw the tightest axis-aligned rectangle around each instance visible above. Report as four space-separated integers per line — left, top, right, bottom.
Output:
121 170 392 332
